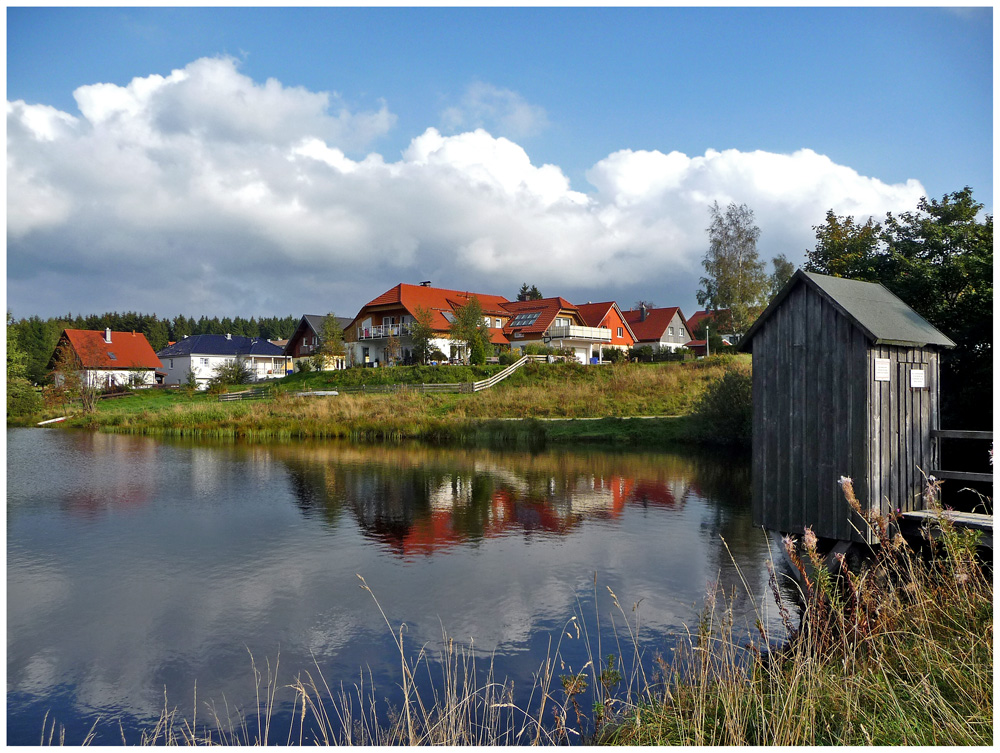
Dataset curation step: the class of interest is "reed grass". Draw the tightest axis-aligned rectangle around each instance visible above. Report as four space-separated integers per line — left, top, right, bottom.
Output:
602 477 993 745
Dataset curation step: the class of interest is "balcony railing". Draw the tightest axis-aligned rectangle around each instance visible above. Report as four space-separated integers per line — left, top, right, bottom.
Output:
357 323 412 340
546 325 612 342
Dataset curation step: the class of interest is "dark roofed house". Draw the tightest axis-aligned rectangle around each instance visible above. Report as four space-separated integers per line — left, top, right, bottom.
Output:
157 334 287 389
286 314 354 372
739 270 955 544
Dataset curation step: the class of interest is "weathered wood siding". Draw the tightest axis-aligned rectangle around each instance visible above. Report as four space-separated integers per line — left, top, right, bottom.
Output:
867 345 939 520
751 283 871 542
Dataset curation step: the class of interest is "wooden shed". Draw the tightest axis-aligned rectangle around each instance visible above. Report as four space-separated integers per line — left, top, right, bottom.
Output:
739 270 956 543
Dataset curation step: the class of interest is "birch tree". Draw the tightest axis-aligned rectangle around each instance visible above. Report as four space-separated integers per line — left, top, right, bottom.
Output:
697 201 768 333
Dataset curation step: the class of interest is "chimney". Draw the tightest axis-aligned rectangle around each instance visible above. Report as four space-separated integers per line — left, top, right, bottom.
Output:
420 280 431 287
104 328 112 343
226 333 232 340
640 304 647 322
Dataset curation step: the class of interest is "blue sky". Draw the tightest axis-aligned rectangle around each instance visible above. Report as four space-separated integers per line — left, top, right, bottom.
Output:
6 6 993 320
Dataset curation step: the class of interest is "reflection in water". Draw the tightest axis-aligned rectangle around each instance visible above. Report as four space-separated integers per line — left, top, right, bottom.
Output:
7 430 780 746
276 444 712 558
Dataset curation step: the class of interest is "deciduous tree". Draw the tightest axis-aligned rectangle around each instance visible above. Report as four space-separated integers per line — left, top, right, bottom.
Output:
449 298 492 364
409 306 436 365
697 201 769 333
768 254 796 298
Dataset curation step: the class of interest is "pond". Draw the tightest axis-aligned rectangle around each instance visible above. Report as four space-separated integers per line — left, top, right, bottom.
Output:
7 428 791 744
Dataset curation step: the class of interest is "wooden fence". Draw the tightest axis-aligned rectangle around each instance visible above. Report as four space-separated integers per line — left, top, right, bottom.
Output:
218 386 274 402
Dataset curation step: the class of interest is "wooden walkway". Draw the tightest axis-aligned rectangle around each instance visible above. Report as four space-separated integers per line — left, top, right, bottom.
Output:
899 509 993 549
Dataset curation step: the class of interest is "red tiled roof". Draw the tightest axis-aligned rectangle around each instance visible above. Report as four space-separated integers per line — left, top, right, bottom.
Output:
622 307 683 343
686 309 731 334
500 297 579 338
355 283 511 333
574 302 616 328
576 301 637 344
61 330 163 370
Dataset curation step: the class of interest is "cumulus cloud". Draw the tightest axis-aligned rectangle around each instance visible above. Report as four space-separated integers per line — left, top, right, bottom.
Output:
7 57 927 319
441 81 550 139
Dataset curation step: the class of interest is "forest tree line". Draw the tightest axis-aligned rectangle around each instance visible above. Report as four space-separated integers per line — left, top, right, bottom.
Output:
9 311 299 385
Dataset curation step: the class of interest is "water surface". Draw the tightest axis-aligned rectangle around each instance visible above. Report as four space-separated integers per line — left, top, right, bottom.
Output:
7 429 786 744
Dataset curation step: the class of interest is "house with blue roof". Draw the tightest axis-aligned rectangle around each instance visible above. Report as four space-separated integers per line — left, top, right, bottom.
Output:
156 333 288 389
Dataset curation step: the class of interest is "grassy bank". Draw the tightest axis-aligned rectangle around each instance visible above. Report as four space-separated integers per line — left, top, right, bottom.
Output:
24 357 746 446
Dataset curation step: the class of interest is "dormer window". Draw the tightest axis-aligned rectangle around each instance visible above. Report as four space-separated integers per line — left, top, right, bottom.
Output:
108 352 117 361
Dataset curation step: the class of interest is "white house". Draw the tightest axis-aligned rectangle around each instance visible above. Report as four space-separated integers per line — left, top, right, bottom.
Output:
50 328 163 388
156 334 288 389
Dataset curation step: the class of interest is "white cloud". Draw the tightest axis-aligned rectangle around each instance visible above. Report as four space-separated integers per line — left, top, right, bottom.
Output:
441 81 549 139
7 57 927 319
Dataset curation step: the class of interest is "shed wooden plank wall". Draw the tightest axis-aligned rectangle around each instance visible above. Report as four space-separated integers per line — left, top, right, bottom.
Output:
867 346 938 519
751 284 871 542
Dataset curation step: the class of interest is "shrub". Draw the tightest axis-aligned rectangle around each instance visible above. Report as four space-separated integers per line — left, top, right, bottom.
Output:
498 351 518 366
7 378 43 419
469 337 487 366
692 362 752 445
210 358 254 387
602 348 626 364
296 360 313 373
629 345 654 362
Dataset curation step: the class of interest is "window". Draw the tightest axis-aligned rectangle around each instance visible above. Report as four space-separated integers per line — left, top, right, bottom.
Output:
495 318 502 328
107 352 117 360
442 311 457 323
678 328 686 339
170 359 174 369
509 312 540 327
617 327 623 338
484 316 491 328
554 317 570 328
200 358 209 366
668 327 674 336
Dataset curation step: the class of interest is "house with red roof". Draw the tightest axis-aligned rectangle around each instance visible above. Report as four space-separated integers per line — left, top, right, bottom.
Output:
622 305 692 353
684 309 737 356
50 328 163 389
574 301 636 357
344 282 513 365
502 297 615 364
344 283 621 365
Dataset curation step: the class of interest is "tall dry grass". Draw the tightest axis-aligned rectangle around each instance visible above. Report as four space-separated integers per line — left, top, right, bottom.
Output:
604 477 993 745
86 358 741 440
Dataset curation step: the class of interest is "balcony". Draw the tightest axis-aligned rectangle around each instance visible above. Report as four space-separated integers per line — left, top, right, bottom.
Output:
546 325 612 342
357 323 411 340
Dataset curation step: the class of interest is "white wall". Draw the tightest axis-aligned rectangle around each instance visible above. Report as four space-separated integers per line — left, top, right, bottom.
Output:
160 354 285 388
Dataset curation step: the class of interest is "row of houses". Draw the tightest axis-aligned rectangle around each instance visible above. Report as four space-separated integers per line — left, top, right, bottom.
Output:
51 280 730 389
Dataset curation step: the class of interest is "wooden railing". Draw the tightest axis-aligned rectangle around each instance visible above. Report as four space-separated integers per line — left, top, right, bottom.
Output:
218 386 273 402
931 429 993 483
470 354 546 392
329 355 548 396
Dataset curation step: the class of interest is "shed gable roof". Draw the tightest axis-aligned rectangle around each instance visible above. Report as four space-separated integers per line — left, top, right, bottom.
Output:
740 270 955 351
